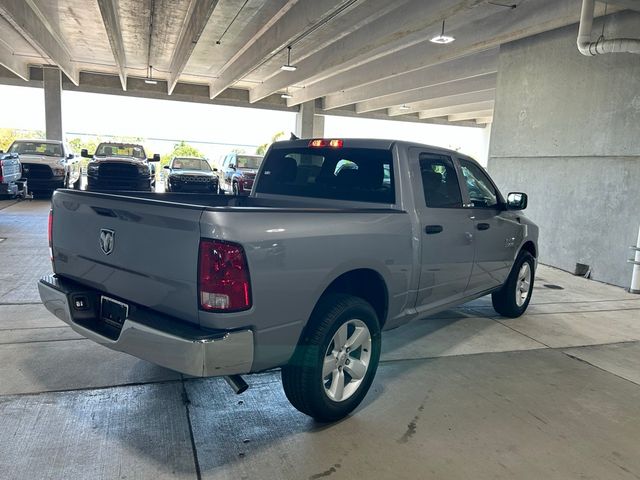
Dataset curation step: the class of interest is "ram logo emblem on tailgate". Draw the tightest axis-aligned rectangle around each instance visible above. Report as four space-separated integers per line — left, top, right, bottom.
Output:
99 229 115 255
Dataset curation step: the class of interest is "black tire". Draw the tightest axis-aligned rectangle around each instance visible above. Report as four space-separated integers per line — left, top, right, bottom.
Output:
281 293 381 422
492 251 535 318
232 182 239 196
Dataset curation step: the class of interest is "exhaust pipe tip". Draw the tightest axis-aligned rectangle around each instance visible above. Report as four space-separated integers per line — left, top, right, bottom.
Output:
224 374 249 394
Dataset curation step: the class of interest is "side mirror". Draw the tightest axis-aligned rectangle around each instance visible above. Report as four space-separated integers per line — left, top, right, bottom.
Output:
163 165 170 169
149 154 161 162
81 149 90 158
506 192 528 210
67 153 74 159
229 164 236 170
212 168 218 172
0 150 4 154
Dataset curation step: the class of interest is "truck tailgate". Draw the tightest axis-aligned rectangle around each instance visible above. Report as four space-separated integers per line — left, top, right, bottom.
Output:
51 191 203 325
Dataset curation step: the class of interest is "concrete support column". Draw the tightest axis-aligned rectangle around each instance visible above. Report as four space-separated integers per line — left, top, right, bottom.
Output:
43 67 63 141
295 100 325 139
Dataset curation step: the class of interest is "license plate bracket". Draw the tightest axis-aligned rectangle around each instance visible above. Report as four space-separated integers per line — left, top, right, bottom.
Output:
100 296 129 330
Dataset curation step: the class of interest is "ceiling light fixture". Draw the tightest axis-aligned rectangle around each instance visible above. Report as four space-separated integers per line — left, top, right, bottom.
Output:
281 46 297 71
430 20 455 44
145 66 158 85
281 92 293 99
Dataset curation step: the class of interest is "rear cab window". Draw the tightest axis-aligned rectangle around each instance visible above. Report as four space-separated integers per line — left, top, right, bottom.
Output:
255 146 395 204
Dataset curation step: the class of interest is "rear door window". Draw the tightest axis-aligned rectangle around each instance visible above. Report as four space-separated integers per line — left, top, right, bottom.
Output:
419 153 463 208
256 147 395 204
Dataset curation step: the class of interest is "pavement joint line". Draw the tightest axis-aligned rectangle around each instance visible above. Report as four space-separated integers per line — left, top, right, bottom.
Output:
490 307 640 318
562 351 640 387
1 340 638 398
490 317 552 348
181 375 203 480
0 378 183 398
0 325 70 331
528 298 640 305
0 302 45 306
0 337 86 346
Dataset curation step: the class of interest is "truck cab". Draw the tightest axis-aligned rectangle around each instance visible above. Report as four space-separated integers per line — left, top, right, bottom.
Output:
82 142 160 191
6 139 80 192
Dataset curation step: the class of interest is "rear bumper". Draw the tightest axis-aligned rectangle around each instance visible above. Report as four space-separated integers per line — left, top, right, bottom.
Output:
37 275 254 377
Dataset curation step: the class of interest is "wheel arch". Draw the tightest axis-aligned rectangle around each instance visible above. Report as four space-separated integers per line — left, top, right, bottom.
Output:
520 240 537 259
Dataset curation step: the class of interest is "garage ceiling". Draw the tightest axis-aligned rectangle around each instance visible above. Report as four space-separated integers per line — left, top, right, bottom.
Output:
0 0 621 126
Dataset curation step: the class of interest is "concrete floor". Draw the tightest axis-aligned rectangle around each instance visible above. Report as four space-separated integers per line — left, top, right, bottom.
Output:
1 197 640 480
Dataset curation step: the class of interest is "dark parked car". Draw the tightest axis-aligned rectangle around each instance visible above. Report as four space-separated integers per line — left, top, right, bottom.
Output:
82 142 159 191
163 157 219 193
218 152 263 195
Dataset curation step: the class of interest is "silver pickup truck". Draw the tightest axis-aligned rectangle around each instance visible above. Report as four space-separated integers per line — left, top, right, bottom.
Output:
38 138 538 421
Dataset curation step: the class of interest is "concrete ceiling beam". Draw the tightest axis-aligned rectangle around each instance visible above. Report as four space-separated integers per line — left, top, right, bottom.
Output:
0 0 78 84
475 116 493 124
249 0 489 103
605 0 640 12
320 49 498 110
293 0 610 106
209 0 353 99
447 109 494 122
97 0 127 90
0 40 29 80
388 89 495 116
417 101 495 120
167 0 219 95
356 72 497 114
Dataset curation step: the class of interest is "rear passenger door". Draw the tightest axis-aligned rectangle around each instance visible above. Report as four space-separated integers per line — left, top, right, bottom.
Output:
457 157 521 294
414 150 475 312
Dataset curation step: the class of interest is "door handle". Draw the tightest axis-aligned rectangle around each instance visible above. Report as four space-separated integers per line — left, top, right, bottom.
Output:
425 225 443 235
477 222 491 231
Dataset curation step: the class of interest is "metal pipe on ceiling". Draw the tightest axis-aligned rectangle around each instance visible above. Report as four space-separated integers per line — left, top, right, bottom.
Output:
577 0 640 55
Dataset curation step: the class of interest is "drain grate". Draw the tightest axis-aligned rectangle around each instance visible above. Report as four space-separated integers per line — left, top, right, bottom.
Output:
543 284 564 290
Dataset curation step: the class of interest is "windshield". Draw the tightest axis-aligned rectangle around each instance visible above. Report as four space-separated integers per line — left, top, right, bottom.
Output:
9 141 62 157
95 143 146 159
236 156 263 169
172 158 211 171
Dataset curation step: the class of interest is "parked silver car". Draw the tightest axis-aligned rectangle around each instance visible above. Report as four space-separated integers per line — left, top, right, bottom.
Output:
39 138 538 421
5 139 80 191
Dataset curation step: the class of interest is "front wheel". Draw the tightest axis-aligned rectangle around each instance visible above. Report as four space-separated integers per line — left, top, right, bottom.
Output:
492 251 535 318
232 182 239 196
281 294 381 422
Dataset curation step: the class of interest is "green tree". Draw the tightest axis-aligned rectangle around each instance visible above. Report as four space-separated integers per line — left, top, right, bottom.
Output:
0 128 46 151
160 141 205 167
256 131 285 155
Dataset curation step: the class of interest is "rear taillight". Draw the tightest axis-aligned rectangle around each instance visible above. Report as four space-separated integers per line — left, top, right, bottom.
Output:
48 209 53 261
198 239 252 312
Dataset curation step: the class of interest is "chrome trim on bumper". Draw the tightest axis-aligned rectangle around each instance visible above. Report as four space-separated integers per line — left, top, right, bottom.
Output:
37 277 254 377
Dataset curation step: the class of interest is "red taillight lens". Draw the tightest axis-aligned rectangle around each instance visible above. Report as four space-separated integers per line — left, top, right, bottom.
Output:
48 209 53 261
198 239 252 312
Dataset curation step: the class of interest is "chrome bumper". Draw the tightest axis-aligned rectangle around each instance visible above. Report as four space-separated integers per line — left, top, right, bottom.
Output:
38 275 254 377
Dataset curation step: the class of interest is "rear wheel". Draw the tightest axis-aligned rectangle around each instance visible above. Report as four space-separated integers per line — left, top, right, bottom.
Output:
281 294 381 422
492 251 535 318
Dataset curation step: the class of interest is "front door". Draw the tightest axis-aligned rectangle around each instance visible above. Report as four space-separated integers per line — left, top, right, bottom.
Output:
414 151 475 312
457 157 521 295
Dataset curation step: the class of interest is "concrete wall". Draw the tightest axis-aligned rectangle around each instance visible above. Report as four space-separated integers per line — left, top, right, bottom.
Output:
489 11 640 288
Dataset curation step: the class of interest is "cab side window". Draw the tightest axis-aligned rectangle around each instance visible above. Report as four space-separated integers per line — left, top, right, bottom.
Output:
419 153 463 208
458 159 498 208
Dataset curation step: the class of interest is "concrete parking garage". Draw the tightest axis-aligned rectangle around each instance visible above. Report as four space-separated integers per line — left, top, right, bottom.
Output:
1 198 640 478
1 0 640 479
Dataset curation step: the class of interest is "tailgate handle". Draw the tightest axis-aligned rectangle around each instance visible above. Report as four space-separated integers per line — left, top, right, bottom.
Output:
425 225 443 235
92 207 117 218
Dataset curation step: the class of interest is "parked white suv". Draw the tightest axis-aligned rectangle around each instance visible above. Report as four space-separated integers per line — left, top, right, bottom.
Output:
6 139 80 192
